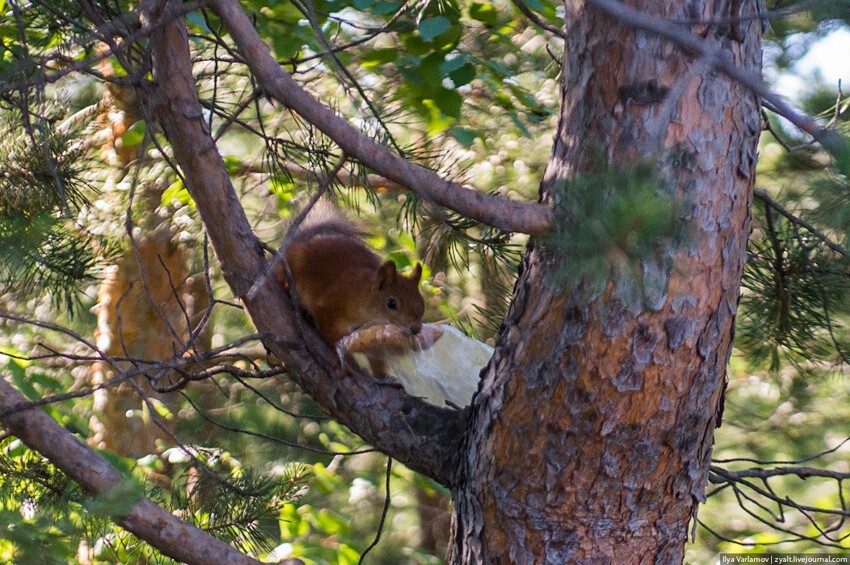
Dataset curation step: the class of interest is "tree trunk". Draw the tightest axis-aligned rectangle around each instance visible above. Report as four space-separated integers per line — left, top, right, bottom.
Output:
449 0 762 561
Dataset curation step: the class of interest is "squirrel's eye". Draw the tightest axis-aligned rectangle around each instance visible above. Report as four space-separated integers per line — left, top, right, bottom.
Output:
387 297 398 310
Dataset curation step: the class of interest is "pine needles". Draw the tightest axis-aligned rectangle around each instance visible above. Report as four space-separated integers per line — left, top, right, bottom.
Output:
0 109 104 314
540 162 684 306
738 200 850 372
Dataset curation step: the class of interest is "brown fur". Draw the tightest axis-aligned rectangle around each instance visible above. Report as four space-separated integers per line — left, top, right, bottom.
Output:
277 214 424 345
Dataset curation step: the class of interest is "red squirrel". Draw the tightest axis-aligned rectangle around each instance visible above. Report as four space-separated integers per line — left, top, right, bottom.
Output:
276 207 425 346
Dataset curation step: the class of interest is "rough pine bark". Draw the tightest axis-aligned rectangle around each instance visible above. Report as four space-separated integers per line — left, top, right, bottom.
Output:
449 0 762 562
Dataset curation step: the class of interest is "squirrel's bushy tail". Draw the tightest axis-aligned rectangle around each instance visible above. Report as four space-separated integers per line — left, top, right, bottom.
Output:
287 200 368 243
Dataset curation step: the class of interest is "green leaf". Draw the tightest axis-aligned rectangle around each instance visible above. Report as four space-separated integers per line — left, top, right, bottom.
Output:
439 54 468 75
28 372 64 394
8 359 38 401
353 0 375 10
418 16 451 41
315 509 350 535
485 60 512 78
336 544 360 565
508 111 532 137
272 32 304 59
417 52 445 88
452 127 480 147
161 180 194 207
120 120 146 147
270 175 297 211
144 398 173 422
222 155 243 173
372 1 401 14
186 11 211 33
360 47 398 68
433 87 463 118
449 63 476 87
422 99 455 135
470 2 498 26
401 34 431 56
507 83 547 113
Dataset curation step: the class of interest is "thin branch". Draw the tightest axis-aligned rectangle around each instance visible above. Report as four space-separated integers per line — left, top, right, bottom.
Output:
586 0 847 155
179 391 374 456
754 188 849 258
707 463 850 548
670 0 828 26
760 107 818 153
295 1 413 65
0 311 281 417
0 378 262 565
208 0 553 235
711 465 850 482
511 0 565 38
358 457 393 565
714 435 850 466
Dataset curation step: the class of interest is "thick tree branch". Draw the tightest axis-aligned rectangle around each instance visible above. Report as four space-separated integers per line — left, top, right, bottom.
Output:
0 377 262 565
138 0 466 486
586 0 847 155
208 0 553 236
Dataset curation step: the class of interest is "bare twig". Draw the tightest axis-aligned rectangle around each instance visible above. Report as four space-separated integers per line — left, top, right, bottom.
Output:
760 108 818 152
358 457 393 565
179 391 374 456
753 188 849 258
707 463 850 548
670 0 828 26
511 0 565 38
714 435 850 466
711 465 850 483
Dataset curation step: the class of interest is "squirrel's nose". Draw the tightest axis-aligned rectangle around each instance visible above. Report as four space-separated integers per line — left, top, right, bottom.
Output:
410 322 422 335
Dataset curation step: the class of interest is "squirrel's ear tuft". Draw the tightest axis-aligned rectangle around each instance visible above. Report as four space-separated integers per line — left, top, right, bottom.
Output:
377 260 398 290
410 263 422 284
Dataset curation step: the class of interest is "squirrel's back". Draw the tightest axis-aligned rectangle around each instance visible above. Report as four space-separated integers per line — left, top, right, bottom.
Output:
280 204 424 345
286 201 368 245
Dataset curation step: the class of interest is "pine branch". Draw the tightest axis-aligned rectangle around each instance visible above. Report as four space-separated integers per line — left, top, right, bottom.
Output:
0 377 264 565
141 0 468 487
208 0 553 235
753 188 850 258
